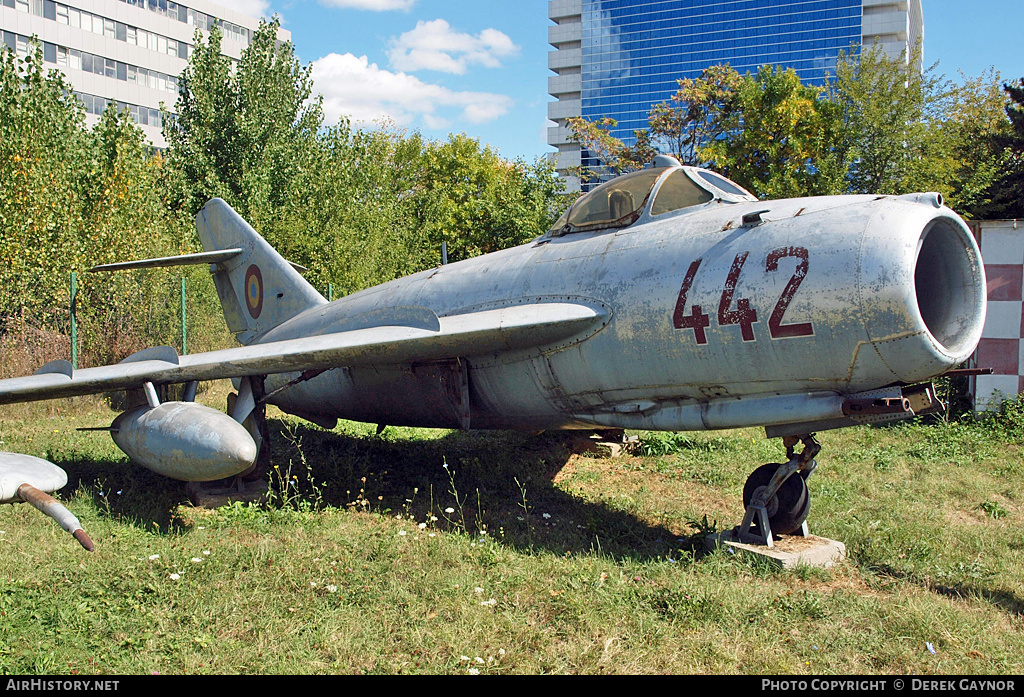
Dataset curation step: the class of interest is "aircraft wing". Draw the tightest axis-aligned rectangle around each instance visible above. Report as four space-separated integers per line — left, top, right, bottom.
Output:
0 303 608 405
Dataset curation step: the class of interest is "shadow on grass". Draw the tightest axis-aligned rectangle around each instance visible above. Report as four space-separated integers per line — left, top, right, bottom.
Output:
52 419 711 562
864 563 1024 619
265 420 703 563
55 454 192 534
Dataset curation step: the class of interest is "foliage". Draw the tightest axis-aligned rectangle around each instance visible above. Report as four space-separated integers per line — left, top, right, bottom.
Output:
648 65 743 166
565 116 656 180
565 47 1011 213
0 45 91 329
0 44 178 364
0 27 567 377
980 392 1024 442
412 135 568 264
703 65 848 199
165 22 565 298
979 77 1024 218
163 18 323 231
829 45 940 196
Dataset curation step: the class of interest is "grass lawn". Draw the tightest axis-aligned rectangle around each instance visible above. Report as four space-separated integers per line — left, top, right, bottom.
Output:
0 388 1021 674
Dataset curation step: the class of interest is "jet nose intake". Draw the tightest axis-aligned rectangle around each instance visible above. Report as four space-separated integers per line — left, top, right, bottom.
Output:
913 215 987 360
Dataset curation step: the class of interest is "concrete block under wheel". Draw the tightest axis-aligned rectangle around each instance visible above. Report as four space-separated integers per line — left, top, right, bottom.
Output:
705 529 846 569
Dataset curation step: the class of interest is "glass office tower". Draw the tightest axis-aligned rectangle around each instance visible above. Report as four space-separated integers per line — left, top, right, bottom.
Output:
548 0 924 189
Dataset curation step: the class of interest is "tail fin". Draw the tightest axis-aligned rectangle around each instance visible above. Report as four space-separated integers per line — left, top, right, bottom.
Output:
196 199 326 345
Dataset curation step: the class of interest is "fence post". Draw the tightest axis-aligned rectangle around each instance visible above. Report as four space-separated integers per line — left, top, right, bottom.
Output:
70 271 78 370
328 283 333 302
180 277 187 356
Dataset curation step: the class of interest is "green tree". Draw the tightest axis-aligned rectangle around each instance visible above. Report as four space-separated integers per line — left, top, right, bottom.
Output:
703 65 847 198
77 105 178 364
0 42 189 366
164 18 323 230
412 134 568 264
830 45 942 196
920 69 1010 216
265 123 427 296
648 64 743 166
565 116 656 180
979 78 1024 218
0 45 91 327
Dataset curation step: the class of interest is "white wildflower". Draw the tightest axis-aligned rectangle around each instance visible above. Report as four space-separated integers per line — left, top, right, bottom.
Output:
169 573 180 581
148 554 160 560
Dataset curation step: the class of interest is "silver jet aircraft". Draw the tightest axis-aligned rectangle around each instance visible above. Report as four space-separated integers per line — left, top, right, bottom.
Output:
0 157 987 549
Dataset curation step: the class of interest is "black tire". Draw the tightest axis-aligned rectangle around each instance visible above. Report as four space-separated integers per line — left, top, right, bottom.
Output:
742 463 810 536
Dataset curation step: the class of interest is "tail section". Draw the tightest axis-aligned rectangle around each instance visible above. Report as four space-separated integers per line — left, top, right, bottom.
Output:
196 199 326 345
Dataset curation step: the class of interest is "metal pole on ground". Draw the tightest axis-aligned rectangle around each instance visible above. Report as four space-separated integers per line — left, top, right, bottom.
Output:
70 271 78 370
180 277 187 356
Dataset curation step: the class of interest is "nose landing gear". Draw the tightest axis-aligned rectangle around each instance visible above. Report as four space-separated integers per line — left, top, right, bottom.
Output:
737 434 819 547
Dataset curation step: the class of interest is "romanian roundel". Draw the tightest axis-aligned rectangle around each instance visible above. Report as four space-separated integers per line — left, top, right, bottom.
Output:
244 264 264 319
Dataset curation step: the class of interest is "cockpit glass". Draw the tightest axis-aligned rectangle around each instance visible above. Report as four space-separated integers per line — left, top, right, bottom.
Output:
651 170 714 216
696 170 754 198
550 168 667 235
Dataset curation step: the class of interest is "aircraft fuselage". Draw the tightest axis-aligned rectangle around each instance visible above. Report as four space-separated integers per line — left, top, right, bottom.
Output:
260 192 984 433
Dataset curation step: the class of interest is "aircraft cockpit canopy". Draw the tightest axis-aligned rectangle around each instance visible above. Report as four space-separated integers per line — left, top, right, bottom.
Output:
547 165 756 236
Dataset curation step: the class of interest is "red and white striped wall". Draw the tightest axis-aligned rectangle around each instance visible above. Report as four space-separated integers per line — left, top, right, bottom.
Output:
971 220 1024 410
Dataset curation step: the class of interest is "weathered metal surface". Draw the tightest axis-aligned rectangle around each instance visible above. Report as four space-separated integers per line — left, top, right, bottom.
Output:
0 303 609 404
0 455 91 551
0 166 988 440
16 483 93 551
88 248 245 272
0 453 67 503
842 397 913 416
111 403 257 481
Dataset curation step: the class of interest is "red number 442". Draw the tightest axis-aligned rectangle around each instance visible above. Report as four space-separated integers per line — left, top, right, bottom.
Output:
672 247 814 344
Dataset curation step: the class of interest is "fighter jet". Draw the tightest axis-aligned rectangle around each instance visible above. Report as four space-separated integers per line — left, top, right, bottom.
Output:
0 156 987 549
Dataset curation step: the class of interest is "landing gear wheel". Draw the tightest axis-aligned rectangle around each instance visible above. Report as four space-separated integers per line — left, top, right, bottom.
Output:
742 463 810 536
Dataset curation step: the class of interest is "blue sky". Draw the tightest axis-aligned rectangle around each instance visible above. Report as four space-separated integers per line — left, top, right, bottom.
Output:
212 0 1024 163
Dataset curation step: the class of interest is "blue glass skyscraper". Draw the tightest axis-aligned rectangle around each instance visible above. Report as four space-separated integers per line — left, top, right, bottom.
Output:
548 0 924 189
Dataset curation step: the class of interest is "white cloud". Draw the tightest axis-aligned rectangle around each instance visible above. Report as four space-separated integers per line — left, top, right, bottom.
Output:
311 53 514 130
387 19 519 74
206 0 271 18
318 0 416 10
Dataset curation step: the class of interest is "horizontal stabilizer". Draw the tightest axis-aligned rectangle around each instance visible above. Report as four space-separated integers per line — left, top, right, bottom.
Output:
89 249 244 272
89 250 308 274
0 303 609 404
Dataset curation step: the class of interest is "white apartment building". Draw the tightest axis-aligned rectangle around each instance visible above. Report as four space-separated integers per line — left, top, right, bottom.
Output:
1 0 288 147
549 0 925 190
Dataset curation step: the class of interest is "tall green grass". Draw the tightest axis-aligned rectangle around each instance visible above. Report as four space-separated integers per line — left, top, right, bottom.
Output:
0 395 1021 674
